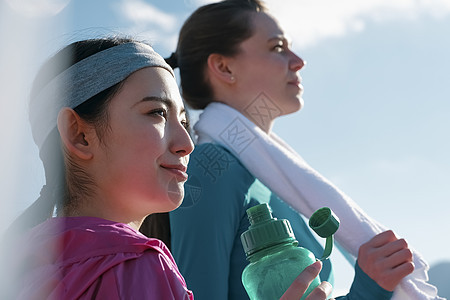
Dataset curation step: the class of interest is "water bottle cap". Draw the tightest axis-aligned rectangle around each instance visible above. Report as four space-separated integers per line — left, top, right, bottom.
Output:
308 207 340 238
309 207 340 261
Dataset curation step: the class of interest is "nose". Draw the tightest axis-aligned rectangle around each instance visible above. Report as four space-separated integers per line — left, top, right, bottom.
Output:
290 51 305 72
170 121 194 157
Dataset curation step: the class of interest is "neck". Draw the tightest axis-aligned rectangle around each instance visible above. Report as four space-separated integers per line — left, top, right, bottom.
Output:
246 113 273 133
216 100 275 134
126 220 143 231
63 201 145 231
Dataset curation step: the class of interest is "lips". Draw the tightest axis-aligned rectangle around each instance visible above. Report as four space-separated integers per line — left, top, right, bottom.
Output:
288 81 303 92
161 164 188 181
288 77 303 89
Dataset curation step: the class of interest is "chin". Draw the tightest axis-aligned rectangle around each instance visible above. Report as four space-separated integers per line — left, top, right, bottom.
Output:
297 96 305 111
167 179 186 208
283 96 303 115
167 191 184 208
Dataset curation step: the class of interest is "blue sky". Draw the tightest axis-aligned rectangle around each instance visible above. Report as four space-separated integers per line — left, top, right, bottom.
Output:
1 0 449 296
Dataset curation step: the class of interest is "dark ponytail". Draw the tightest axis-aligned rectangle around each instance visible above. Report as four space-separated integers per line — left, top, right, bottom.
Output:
175 0 267 109
165 52 179 70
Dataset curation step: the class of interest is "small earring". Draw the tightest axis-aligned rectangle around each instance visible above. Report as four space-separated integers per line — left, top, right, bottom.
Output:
230 75 235 82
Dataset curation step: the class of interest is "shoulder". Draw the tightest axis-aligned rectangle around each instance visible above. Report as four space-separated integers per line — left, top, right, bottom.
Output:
41 217 170 264
14 218 193 299
188 143 253 182
75 240 192 299
120 239 179 274
182 143 255 208
110 241 193 299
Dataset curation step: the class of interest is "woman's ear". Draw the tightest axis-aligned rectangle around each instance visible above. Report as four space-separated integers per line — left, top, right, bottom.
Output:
207 53 236 84
57 108 95 160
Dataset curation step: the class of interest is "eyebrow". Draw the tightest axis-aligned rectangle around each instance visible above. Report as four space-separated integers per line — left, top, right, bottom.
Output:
268 35 293 47
140 96 186 115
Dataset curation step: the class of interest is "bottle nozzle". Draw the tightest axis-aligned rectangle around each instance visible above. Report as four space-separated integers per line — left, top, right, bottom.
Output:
241 203 297 257
246 203 273 225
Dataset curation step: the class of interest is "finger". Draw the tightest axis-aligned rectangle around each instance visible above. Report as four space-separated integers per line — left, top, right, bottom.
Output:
378 238 410 258
367 230 398 248
305 281 332 300
359 232 406 264
384 247 413 269
376 260 415 291
280 261 322 300
390 260 415 279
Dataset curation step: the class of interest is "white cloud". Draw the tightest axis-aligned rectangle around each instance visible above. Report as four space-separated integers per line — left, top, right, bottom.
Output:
4 0 71 17
115 0 179 51
118 0 177 30
266 0 450 48
419 0 450 18
115 0 450 52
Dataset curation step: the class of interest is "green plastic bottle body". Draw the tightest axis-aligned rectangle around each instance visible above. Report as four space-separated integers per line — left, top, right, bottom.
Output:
242 242 320 300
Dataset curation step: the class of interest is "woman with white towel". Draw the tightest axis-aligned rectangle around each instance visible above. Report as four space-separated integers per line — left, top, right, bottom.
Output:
166 0 441 299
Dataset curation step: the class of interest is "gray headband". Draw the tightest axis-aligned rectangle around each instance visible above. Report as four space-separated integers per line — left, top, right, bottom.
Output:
29 42 174 150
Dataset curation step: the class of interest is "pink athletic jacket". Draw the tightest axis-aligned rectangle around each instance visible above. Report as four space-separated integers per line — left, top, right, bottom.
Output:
14 216 193 299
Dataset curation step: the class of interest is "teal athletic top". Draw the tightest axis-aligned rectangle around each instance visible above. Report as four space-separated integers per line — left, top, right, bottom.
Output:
170 143 392 299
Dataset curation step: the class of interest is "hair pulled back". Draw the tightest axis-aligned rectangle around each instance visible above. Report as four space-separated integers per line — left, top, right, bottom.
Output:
11 36 172 244
14 37 134 232
167 0 267 109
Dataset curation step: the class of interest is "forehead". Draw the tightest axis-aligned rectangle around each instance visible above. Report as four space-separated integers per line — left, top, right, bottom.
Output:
120 66 184 111
249 12 286 40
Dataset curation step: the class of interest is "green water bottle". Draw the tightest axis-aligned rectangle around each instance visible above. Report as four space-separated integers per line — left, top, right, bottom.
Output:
240 203 339 300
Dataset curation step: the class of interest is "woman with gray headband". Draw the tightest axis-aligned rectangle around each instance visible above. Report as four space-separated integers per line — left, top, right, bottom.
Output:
2 36 332 299
3 36 194 299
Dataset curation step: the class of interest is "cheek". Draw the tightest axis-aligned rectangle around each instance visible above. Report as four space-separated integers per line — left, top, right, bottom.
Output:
125 123 165 150
252 57 287 82
108 125 166 173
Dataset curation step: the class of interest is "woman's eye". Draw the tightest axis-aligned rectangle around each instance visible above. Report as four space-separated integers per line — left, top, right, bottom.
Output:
181 119 190 131
273 44 284 52
148 108 167 119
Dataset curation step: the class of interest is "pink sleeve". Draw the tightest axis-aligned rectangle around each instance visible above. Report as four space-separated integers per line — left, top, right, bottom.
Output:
80 251 194 299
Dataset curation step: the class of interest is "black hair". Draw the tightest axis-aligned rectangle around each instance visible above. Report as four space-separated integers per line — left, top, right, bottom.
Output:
11 37 135 233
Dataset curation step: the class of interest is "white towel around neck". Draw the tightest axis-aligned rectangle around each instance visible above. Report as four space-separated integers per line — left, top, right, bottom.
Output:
194 102 441 300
